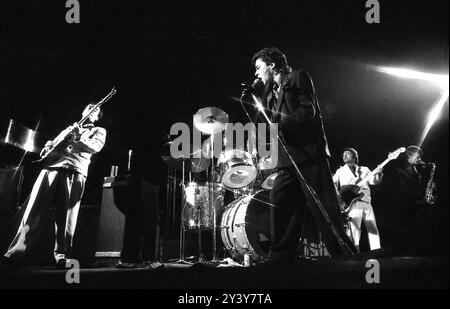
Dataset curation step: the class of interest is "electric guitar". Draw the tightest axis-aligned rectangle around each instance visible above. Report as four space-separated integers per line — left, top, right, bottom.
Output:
339 147 406 213
38 87 116 162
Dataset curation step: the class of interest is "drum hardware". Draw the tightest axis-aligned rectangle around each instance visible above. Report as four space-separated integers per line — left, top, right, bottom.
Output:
193 107 229 263
160 140 210 173
221 190 272 263
182 182 224 230
193 107 229 135
161 133 213 263
178 160 192 264
217 149 257 190
196 202 204 262
260 170 282 191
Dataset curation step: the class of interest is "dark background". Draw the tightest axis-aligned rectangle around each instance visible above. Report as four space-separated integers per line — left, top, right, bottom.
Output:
1 1 448 251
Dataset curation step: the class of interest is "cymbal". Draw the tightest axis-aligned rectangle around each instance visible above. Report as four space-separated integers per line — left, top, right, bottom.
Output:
193 107 229 135
167 157 210 173
160 142 210 173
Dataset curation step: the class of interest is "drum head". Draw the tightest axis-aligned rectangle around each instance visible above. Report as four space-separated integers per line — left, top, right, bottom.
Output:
244 191 272 258
221 191 272 262
183 182 224 230
222 165 257 189
218 149 257 189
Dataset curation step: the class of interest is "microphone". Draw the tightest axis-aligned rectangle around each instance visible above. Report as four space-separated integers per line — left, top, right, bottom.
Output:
240 78 262 96
417 158 432 166
241 78 262 88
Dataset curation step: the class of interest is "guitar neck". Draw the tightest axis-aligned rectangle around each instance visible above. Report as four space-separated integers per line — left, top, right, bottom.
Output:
355 157 390 187
78 88 116 125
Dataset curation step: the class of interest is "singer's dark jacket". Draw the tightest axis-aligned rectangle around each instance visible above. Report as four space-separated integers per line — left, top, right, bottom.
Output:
258 69 354 257
263 69 330 168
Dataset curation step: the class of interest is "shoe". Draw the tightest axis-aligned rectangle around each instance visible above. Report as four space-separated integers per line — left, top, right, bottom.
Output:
144 261 164 269
0 256 19 272
56 258 69 269
115 261 143 269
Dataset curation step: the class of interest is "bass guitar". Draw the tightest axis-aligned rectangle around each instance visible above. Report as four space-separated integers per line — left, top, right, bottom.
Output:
339 147 405 213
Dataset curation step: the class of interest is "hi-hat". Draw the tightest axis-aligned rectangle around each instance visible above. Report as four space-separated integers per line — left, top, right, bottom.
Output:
160 141 210 173
193 107 229 135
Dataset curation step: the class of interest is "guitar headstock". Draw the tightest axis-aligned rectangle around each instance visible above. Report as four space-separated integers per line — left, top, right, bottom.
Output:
388 147 406 160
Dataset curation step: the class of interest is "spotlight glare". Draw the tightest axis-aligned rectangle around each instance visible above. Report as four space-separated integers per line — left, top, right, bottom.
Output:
376 66 449 89
419 89 449 146
252 94 265 112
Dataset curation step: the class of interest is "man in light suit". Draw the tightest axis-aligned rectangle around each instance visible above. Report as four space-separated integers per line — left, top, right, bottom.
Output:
1 104 106 269
333 148 382 252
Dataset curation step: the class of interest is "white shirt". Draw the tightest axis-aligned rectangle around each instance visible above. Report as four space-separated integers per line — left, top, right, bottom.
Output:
333 164 381 204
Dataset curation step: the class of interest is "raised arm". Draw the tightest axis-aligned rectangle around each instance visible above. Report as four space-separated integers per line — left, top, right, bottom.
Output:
74 127 106 154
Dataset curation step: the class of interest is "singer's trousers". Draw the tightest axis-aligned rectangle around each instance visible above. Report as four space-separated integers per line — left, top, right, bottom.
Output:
4 168 85 263
269 159 354 263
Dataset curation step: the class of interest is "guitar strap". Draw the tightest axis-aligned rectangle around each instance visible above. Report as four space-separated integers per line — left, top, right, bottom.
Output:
348 164 359 178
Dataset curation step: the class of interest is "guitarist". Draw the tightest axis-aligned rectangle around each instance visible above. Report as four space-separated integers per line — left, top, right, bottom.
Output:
1 104 106 269
332 148 382 252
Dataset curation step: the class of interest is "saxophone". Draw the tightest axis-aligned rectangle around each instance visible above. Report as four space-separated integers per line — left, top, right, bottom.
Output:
425 163 436 205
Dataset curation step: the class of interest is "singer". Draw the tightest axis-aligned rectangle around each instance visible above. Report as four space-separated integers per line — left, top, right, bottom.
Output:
249 47 353 263
0 104 106 269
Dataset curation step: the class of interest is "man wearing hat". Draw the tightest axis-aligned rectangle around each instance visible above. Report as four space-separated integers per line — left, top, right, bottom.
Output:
333 148 383 252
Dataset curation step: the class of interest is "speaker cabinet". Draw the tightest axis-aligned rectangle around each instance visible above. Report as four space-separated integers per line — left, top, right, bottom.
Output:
96 177 126 257
96 176 159 262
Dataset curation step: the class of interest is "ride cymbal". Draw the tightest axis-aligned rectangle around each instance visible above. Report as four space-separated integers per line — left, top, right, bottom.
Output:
193 107 229 135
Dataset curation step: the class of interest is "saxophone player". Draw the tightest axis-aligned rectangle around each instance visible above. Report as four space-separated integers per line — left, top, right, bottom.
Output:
376 145 435 255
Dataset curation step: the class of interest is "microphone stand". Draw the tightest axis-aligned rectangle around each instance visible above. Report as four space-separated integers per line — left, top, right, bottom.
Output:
240 92 354 256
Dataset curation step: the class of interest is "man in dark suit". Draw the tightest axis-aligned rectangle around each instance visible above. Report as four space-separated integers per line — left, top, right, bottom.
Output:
251 47 354 263
376 145 432 254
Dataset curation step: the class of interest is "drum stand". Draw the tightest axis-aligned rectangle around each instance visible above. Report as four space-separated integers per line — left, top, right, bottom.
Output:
196 187 204 262
209 137 219 262
177 160 192 264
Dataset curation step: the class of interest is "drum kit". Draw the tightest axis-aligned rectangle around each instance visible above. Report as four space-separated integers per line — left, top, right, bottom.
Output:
161 107 278 264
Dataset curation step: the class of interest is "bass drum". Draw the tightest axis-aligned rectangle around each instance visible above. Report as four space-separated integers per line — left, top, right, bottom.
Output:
220 191 272 263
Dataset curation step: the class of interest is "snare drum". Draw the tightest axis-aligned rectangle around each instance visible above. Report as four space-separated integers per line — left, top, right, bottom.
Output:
220 190 272 262
217 149 257 190
182 182 225 230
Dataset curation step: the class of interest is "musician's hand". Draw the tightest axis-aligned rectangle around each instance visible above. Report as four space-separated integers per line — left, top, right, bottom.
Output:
374 168 384 177
40 142 52 157
69 122 82 139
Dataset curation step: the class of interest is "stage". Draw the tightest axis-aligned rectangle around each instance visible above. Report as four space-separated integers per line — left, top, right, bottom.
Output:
0 255 447 289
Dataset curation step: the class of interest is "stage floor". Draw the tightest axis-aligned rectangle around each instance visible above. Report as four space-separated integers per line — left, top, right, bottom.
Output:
0 255 447 289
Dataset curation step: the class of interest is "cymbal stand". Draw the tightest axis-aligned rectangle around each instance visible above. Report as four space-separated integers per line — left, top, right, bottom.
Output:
210 136 218 262
196 189 204 262
177 160 191 264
